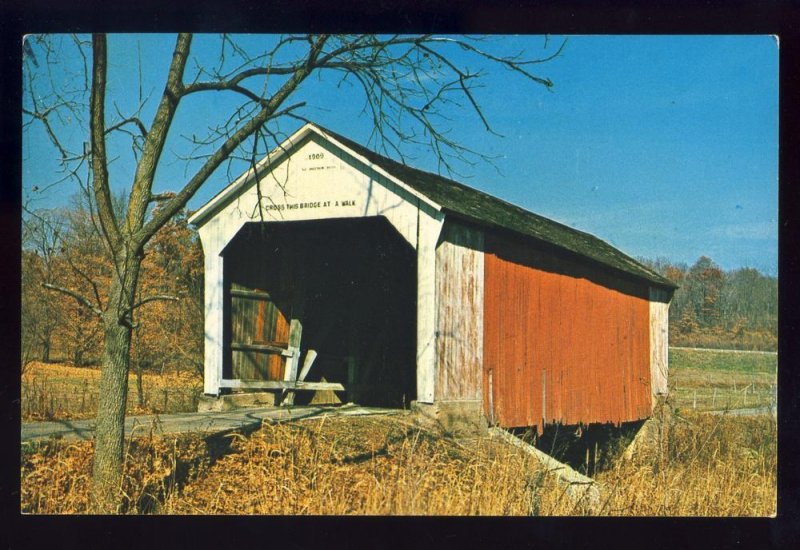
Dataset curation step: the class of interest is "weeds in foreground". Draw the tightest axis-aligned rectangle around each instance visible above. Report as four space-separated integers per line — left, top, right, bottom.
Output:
562 412 777 516
21 431 208 514
21 412 776 516
170 416 541 515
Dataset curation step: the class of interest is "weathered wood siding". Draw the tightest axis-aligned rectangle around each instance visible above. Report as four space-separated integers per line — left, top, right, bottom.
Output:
435 222 484 401
483 233 652 430
649 287 670 403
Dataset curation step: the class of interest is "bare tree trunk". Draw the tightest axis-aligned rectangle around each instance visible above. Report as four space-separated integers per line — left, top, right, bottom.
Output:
91 318 131 512
91 260 140 513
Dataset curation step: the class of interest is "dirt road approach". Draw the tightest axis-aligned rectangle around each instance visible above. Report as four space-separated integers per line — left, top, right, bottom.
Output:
21 404 400 444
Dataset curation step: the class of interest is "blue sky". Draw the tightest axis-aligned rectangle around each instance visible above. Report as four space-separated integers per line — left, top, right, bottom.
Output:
22 34 779 274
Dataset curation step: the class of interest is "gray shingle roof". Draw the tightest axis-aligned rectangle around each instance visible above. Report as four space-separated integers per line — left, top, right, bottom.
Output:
321 125 677 290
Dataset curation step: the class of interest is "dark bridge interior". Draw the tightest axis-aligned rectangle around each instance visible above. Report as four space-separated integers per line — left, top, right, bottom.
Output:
222 217 417 408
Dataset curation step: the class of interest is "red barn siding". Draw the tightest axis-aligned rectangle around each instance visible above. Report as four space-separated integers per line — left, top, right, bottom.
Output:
483 233 652 431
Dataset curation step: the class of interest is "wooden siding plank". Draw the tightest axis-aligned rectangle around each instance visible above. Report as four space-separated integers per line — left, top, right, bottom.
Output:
435 222 484 401
230 288 272 299
219 379 345 391
484 233 652 429
231 342 293 355
230 281 290 382
649 287 670 405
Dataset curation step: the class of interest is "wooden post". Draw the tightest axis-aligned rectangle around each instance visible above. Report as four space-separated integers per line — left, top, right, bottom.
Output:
297 350 318 383
201 238 225 396
542 369 547 427
488 369 495 426
280 318 303 406
347 355 357 403
416 210 444 403
693 390 696 410
282 348 318 407
712 387 717 408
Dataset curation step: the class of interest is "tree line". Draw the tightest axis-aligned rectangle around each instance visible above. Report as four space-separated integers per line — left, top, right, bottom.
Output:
23 200 778 380
639 256 777 351
22 194 204 398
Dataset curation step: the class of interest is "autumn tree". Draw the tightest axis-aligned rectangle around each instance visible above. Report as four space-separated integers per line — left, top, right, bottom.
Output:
57 193 113 365
131 207 204 408
22 197 110 367
684 256 725 328
23 33 563 512
21 209 67 365
640 255 777 349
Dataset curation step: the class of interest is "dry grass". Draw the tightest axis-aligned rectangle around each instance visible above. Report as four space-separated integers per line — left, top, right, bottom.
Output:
21 411 776 516
169 415 543 515
21 362 202 421
563 412 776 516
671 327 777 352
20 348 776 516
21 427 209 514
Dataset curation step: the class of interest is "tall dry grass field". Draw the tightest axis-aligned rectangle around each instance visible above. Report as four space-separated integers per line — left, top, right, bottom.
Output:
21 362 202 421
169 416 546 515
21 412 776 516
540 411 776 516
20 347 776 516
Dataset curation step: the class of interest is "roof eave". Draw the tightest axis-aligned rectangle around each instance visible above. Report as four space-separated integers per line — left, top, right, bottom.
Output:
442 209 678 291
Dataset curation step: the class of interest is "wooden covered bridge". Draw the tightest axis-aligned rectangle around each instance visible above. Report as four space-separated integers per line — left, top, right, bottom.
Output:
188 122 677 432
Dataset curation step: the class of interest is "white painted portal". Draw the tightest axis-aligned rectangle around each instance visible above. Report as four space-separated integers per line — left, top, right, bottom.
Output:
194 128 443 400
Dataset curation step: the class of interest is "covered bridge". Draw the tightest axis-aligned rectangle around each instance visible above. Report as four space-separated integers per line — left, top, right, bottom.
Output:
188 122 677 431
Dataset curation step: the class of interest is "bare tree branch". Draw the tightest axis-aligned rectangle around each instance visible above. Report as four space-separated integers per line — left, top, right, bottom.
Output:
149 192 176 202
125 33 193 241
137 35 330 247
105 116 148 138
64 253 105 311
42 283 102 317
90 34 121 250
121 294 181 318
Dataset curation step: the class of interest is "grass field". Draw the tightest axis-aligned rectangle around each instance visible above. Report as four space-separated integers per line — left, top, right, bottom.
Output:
20 348 778 516
21 362 202 421
668 348 777 412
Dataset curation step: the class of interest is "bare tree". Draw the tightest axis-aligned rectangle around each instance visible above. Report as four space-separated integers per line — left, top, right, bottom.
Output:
23 33 564 512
